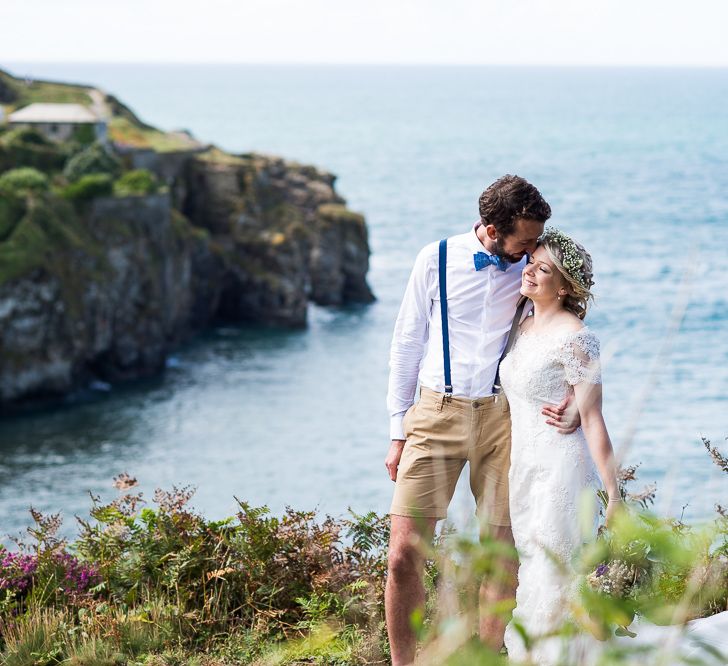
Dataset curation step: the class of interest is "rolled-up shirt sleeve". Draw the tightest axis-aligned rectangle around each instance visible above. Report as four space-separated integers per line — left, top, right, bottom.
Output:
387 244 436 440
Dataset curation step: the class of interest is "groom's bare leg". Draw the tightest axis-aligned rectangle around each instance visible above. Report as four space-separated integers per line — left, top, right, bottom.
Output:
386 515 437 666
479 524 517 651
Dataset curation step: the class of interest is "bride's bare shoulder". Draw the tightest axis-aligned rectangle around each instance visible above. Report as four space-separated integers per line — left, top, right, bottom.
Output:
556 311 585 333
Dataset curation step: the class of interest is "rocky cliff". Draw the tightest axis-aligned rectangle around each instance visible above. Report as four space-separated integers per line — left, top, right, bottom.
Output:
181 151 373 325
0 68 374 409
0 194 207 399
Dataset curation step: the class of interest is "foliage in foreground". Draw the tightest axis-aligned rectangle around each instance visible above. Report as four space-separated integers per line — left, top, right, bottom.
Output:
0 438 726 665
0 475 390 665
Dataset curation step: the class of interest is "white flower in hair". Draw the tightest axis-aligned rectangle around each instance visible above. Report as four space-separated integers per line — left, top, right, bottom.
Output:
541 227 592 289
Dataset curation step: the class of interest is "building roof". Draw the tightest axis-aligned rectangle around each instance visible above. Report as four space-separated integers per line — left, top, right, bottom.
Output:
8 103 99 124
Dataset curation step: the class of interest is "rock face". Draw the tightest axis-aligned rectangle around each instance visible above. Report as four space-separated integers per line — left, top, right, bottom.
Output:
181 153 373 325
0 152 374 408
0 193 217 404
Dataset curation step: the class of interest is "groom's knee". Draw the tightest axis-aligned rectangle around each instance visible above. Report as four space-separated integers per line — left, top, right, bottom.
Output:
387 515 435 581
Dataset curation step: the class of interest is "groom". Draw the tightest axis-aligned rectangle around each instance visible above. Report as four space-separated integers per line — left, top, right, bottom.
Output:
384 175 577 665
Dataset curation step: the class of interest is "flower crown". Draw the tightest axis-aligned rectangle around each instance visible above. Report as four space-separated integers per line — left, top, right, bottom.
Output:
540 227 593 290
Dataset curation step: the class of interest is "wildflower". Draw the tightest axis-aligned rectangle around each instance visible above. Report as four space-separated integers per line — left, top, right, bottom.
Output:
113 472 139 490
587 559 636 599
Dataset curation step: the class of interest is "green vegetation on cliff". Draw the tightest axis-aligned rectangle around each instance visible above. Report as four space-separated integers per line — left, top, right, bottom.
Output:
113 169 159 196
63 141 122 182
0 127 71 173
62 173 114 200
0 190 103 290
109 117 201 152
0 166 50 196
0 68 93 108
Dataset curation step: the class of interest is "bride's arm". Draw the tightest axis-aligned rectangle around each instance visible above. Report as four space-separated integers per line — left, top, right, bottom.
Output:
573 381 621 521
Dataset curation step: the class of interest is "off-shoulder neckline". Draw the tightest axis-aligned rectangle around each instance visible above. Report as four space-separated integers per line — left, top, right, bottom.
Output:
518 324 592 340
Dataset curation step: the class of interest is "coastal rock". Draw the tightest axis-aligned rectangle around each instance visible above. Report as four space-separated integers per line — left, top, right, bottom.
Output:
181 152 373 325
0 67 374 407
0 153 373 407
0 194 221 403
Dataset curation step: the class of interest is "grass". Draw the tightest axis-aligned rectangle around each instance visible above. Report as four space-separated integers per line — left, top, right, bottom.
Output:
0 68 93 109
108 118 201 153
0 193 103 287
0 197 57 285
195 147 248 165
0 608 68 666
0 449 725 665
317 203 366 227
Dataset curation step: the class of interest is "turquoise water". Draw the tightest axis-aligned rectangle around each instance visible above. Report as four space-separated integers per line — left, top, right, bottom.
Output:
1 64 727 540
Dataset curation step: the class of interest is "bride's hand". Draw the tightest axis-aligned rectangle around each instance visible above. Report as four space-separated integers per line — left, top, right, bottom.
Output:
606 497 624 528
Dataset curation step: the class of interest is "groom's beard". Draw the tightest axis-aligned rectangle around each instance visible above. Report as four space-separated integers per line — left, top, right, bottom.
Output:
494 236 528 264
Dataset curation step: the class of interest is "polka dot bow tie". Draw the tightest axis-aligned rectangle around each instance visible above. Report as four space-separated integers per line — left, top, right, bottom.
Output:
473 252 509 272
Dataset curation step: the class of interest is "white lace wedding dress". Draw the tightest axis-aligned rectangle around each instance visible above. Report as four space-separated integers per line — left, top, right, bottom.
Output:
498 324 728 665
500 325 602 665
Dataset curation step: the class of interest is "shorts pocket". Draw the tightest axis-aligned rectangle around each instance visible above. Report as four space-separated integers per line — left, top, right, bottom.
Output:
402 403 417 439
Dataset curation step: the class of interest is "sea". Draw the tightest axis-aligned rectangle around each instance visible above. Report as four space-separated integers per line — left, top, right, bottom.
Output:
1 64 727 542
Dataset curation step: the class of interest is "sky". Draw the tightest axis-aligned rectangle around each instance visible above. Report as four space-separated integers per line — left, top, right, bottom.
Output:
2 0 728 66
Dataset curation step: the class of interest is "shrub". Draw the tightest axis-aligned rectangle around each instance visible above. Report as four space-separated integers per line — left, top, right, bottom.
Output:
1 127 52 147
62 173 113 201
0 128 68 172
0 143 67 173
113 169 159 196
63 142 121 182
0 444 725 664
0 481 389 662
71 124 97 145
0 167 49 196
0 197 25 241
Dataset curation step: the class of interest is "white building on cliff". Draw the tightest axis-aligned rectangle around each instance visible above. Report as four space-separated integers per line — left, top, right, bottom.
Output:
8 103 107 143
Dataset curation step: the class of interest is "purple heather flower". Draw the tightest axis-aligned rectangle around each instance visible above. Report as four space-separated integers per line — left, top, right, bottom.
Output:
0 548 99 598
596 563 609 577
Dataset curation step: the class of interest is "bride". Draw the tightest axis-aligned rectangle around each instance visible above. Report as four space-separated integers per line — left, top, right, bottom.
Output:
498 228 728 664
500 227 621 664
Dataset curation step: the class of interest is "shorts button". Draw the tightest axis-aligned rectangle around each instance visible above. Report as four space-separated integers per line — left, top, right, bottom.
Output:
472 401 481 408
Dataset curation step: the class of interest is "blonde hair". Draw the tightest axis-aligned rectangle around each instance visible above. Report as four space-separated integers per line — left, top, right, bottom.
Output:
539 228 595 320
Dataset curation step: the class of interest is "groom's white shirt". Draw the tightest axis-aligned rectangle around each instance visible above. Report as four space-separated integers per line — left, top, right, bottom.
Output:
387 227 527 440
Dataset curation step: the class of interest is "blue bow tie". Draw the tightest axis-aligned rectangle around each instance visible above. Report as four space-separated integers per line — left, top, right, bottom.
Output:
474 252 509 272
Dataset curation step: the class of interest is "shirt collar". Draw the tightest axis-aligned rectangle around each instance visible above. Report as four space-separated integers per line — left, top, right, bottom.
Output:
470 222 527 273
470 222 491 255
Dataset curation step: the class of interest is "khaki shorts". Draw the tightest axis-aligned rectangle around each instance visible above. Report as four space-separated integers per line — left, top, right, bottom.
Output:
390 387 512 526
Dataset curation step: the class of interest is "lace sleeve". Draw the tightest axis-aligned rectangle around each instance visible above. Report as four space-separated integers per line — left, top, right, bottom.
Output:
561 328 602 385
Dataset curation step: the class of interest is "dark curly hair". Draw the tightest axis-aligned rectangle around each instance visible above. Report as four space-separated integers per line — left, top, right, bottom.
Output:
478 175 551 237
